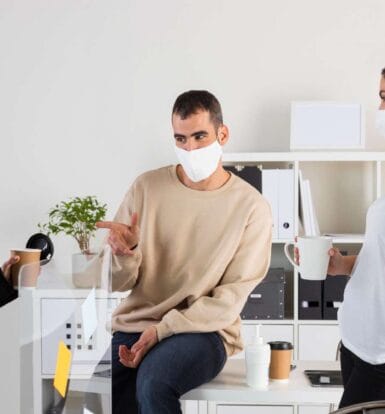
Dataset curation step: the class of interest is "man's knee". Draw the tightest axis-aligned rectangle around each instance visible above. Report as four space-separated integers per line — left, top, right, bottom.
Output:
136 374 178 404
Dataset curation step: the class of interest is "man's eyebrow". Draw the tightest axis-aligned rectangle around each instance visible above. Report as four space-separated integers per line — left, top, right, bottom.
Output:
173 130 209 139
191 130 208 137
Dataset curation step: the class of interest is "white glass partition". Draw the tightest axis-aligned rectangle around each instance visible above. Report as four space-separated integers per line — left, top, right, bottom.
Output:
19 248 113 414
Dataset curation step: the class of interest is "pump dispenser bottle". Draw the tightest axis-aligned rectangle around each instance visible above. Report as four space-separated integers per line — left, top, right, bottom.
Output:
245 324 271 389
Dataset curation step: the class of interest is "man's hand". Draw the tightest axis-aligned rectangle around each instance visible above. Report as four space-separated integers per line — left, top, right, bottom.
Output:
96 213 140 256
1 256 20 282
294 238 346 276
119 326 159 368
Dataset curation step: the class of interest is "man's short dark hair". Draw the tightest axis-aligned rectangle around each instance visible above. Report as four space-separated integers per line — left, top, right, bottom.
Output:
172 90 223 129
382 67 385 78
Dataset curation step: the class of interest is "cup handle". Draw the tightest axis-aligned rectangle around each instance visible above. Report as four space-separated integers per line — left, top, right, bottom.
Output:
284 242 299 270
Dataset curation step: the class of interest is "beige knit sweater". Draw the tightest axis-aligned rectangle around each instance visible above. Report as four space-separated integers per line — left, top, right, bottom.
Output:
110 165 272 356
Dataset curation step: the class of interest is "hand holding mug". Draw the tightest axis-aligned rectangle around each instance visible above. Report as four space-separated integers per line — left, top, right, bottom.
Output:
325 247 346 276
1 255 20 282
285 236 332 280
294 239 346 276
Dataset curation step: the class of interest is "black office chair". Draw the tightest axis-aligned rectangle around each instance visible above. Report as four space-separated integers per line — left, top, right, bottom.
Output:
330 400 385 414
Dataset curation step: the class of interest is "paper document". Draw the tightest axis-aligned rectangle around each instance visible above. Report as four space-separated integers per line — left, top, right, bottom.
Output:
53 341 72 398
81 288 98 345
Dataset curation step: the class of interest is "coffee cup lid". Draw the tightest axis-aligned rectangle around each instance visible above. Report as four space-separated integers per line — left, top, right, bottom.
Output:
268 341 293 350
26 233 54 263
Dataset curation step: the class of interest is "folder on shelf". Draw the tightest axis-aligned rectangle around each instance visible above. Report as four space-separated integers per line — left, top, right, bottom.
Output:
225 166 262 192
299 170 320 236
262 169 294 240
305 179 320 236
323 233 364 241
299 170 310 235
262 169 279 239
277 169 295 239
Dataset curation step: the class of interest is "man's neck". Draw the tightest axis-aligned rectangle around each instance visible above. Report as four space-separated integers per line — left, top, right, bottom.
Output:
176 163 231 191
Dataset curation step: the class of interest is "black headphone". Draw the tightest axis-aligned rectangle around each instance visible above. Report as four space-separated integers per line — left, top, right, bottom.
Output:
25 233 54 263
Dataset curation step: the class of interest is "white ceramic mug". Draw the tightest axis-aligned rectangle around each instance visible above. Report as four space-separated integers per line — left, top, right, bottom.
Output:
284 236 333 281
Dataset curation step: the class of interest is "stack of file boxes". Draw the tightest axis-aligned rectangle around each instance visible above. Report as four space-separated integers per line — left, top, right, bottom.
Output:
241 268 285 320
298 274 349 320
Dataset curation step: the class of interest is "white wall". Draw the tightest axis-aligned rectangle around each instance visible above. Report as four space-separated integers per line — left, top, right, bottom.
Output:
0 0 384 410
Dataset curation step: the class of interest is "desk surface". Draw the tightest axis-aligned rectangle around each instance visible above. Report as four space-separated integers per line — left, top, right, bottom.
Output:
69 359 343 405
181 359 343 405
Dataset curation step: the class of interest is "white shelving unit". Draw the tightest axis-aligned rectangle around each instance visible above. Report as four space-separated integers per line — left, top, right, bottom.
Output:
224 151 385 356
184 151 385 414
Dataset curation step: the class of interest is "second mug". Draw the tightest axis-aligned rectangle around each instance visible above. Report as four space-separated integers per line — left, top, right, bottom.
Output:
284 236 332 281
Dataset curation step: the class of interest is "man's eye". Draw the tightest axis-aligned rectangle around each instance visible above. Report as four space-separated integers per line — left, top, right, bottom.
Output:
195 135 205 140
175 137 184 143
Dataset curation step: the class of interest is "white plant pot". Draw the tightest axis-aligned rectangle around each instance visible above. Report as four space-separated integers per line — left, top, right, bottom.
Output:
72 252 98 288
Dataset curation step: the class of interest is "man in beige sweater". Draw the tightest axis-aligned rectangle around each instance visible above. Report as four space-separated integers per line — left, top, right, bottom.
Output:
97 90 273 414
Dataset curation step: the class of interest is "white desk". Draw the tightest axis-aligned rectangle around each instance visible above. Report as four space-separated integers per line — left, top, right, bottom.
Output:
69 359 343 414
181 359 343 406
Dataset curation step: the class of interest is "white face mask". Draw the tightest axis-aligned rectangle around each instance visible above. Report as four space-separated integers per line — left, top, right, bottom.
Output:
174 140 223 182
375 110 385 138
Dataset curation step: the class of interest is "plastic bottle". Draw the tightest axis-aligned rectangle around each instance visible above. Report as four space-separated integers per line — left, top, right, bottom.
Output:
245 324 271 389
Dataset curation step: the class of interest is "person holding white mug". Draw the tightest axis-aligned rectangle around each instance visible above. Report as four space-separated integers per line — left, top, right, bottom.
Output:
295 68 385 409
285 236 333 281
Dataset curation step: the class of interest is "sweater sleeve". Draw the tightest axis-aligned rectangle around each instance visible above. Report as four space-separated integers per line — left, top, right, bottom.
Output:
155 200 273 341
0 269 18 307
72 180 143 291
110 180 143 292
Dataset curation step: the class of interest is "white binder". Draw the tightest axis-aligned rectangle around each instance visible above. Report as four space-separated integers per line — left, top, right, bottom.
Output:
277 169 294 239
262 169 294 240
262 169 278 239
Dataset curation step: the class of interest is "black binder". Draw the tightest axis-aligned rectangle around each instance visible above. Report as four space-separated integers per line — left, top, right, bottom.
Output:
225 166 262 192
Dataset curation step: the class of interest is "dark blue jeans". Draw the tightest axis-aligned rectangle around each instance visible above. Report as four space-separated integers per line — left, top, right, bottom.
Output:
112 331 227 414
339 342 385 408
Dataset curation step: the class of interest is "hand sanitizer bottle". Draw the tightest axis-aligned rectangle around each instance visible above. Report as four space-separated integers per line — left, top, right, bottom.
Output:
245 324 271 389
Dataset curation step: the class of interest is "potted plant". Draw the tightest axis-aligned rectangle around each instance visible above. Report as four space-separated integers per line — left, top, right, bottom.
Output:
39 196 107 279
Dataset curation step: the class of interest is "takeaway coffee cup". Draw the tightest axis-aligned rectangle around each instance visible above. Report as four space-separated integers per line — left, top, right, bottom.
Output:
268 341 293 382
284 236 332 281
10 248 41 288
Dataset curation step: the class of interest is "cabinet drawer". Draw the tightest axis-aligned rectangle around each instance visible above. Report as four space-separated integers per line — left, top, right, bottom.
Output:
217 405 293 414
231 324 294 359
41 298 117 374
298 405 331 414
298 325 340 361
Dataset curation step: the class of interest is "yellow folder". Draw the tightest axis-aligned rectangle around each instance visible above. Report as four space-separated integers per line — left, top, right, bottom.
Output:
53 340 72 398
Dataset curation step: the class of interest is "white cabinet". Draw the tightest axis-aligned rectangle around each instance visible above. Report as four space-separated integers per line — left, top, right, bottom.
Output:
298 405 332 414
183 401 198 414
41 298 116 375
216 405 293 414
298 325 340 361
231 324 294 359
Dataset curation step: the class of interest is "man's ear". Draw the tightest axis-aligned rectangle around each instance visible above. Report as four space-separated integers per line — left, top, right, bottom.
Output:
217 124 229 145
